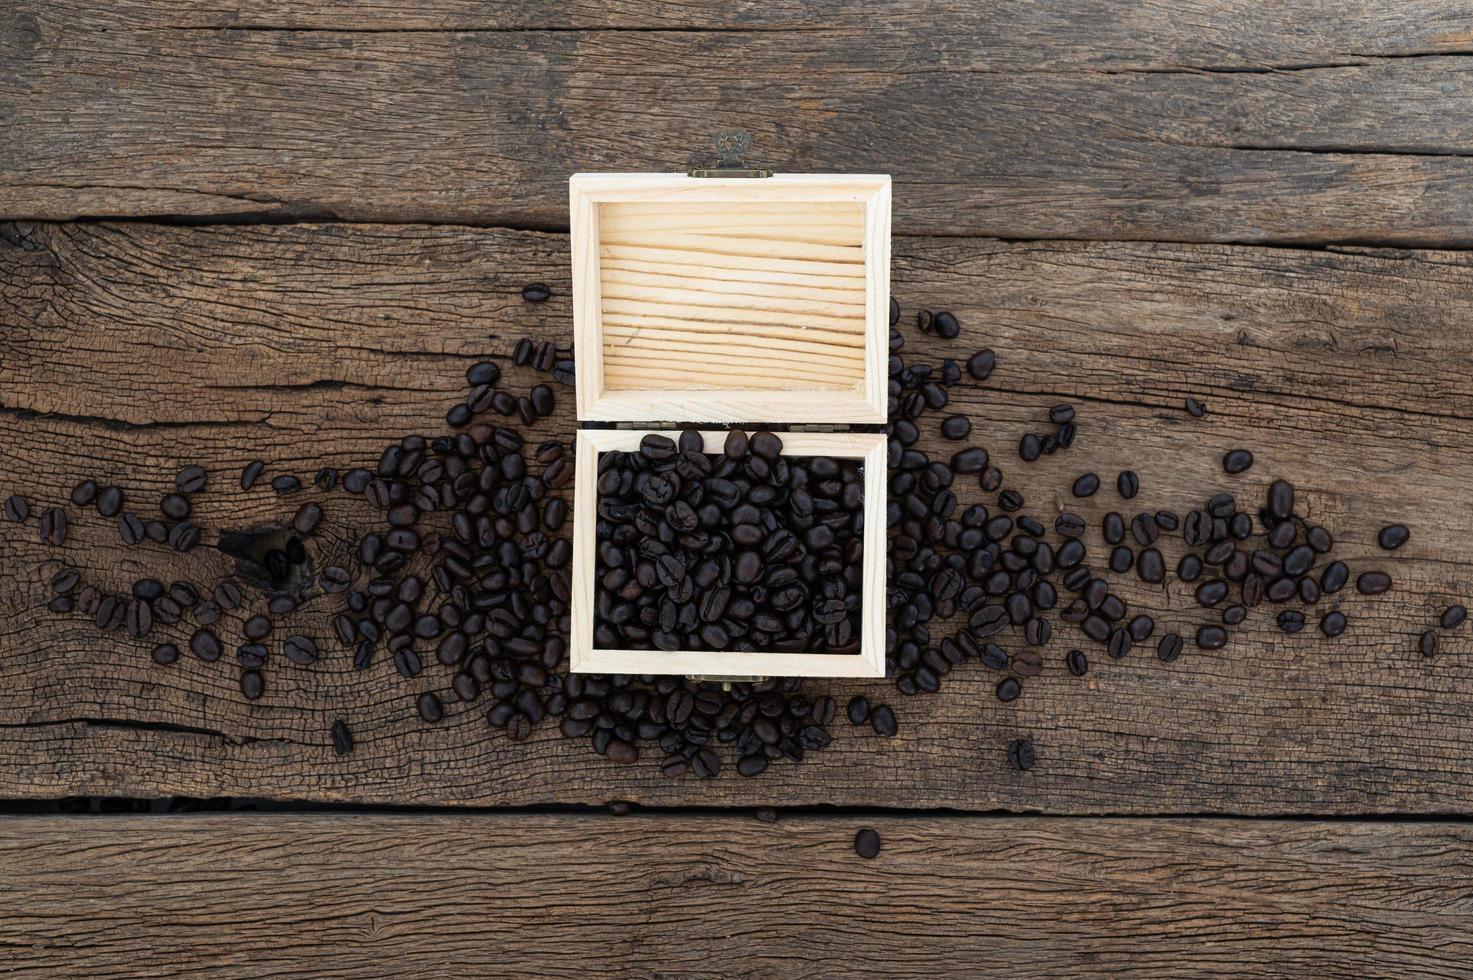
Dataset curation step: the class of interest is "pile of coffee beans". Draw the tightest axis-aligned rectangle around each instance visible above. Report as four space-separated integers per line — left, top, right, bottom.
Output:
4 283 1465 782
593 429 864 653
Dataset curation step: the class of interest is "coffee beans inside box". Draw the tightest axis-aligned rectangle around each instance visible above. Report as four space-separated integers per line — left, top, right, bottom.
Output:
568 172 893 677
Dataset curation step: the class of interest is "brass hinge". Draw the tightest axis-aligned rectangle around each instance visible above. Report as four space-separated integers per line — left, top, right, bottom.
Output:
688 130 772 179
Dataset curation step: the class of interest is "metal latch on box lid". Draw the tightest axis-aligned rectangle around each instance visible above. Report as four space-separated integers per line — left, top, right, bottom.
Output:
687 130 772 179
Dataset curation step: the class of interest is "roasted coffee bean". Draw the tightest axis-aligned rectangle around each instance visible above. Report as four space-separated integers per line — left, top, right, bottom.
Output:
2 495 28 522
160 493 191 520
125 600 153 639
521 282 551 303
96 486 123 517
1357 571 1392 595
1222 449 1254 474
1102 512 1125 545
1321 561 1349 594
1018 433 1041 462
240 460 265 491
1177 554 1203 583
1320 611 1348 637
1117 470 1139 499
1048 404 1075 425
1007 738 1036 771
1130 513 1159 547
1221 605 1247 626
1378 524 1410 550
195 601 221 626
1443 605 1468 630
938 415 972 441
1137 548 1164 583
1055 513 1086 538
966 348 996 380
1185 397 1207 417
321 565 351 593
1109 546 1133 574
190 629 222 662
995 677 1021 702
151 642 180 666
952 447 988 474
39 507 66 545
871 704 898 737
330 719 353 755
932 311 959 339
1195 625 1228 650
271 474 301 495
1420 629 1440 657
1277 610 1306 634
854 827 882 858
1282 545 1315 578
1065 649 1089 675
214 582 242 610
51 567 80 594
1071 473 1100 498
283 634 319 666
175 466 208 494
168 522 200 552
1127 615 1154 642
847 696 870 725
294 502 323 535
1156 633 1184 662
1107 629 1132 659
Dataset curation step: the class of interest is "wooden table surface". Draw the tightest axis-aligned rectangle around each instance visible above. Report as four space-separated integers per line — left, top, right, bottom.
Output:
4 2 1473 975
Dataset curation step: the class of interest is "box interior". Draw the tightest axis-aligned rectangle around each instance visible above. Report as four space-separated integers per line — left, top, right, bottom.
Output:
596 200 868 394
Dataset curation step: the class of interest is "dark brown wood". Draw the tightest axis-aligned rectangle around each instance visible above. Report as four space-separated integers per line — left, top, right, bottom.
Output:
1 812 1470 977
1 221 1470 812
6 4 1473 242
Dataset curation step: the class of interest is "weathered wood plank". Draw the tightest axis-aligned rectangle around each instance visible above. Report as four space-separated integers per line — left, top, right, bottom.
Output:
1 222 1471 812
1 813 1470 978
6 4 1473 242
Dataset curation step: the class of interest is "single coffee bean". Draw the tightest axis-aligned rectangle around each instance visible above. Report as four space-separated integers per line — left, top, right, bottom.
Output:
240 460 265 490
871 704 898 737
1321 561 1349 594
1320 610 1348 637
847 696 870 725
1018 433 1041 462
1007 738 1036 771
1357 571 1392 595
160 493 191 520
271 475 301 495
125 600 153 639
39 507 67 546
1442 605 1468 629
995 677 1021 702
1055 513 1086 538
1109 546 1133 574
1195 625 1228 650
966 349 996 381
96 486 123 517
1107 628 1132 659
51 568 80 594
1071 473 1100 498
1117 470 1139 499
1222 605 1247 626
1282 545 1316 578
1177 554 1203 583
1420 629 1439 657
1048 404 1075 425
330 719 353 755
932 311 959 339
151 642 180 666
1377 524 1410 550
293 502 323 535
521 282 551 303
854 828 882 859
1222 449 1254 474
176 466 208 494
951 447 988 474
283 634 319 666
940 415 971 440
1277 610 1306 634
2 494 29 522
1056 648 1086 676
1127 615 1154 642
70 480 98 506
1138 548 1165 583
1157 633 1184 662
190 629 222 662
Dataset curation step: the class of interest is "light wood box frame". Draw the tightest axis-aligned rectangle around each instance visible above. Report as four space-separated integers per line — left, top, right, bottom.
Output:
570 173 891 425
571 428 888 678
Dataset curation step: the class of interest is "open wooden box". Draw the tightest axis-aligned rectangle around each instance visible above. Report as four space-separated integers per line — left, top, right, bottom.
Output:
568 170 891 678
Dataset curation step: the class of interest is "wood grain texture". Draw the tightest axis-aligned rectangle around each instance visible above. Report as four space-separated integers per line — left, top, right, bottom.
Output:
1 813 1470 978
7 2 1473 242
1 221 1472 812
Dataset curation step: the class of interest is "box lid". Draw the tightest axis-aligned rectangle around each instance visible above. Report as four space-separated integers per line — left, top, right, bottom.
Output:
570 173 891 424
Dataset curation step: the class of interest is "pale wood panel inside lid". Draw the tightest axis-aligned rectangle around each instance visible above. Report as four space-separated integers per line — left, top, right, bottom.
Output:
571 174 890 423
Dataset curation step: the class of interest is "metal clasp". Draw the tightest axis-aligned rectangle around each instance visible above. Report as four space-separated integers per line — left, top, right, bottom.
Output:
688 130 772 178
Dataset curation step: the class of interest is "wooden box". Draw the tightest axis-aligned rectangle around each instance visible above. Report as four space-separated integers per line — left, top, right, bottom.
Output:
568 171 891 678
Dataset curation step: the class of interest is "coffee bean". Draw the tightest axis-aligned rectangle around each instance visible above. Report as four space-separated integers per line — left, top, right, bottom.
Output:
1321 561 1349 594
195 601 221 626
96 486 123 517
1071 473 1100 498
125 600 153 639
240 460 265 491
952 447 988 473
1156 633 1184 662
521 282 551 303
1221 605 1247 626
1195 625 1228 650
293 502 323 535
1177 554 1203 583
190 629 222 662
1065 649 1088 675
1048 404 1075 425
160 493 191 520
871 704 898 737
1222 449 1254 474
1127 615 1154 642
1117 471 1139 499
1277 610 1306 634
1137 548 1165 583
2 495 28 522
1055 513 1086 538
1018 433 1041 462
214 582 242 610
1282 545 1315 578
151 642 180 666
1320 611 1347 637
39 507 66 546
51 567 80 594
940 415 971 440
282 634 319 666
1356 571 1392 595
1109 546 1133 574
1007 738 1036 771
996 677 1021 702
1378 524 1409 550
1185 397 1207 417
1107 629 1132 659
1420 629 1439 657
271 475 301 495
932 311 959 339
176 466 208 494
1442 605 1467 629
966 349 996 381
330 719 353 755
847 696 870 724
1130 513 1159 547
1102 512 1125 545
854 827 882 859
